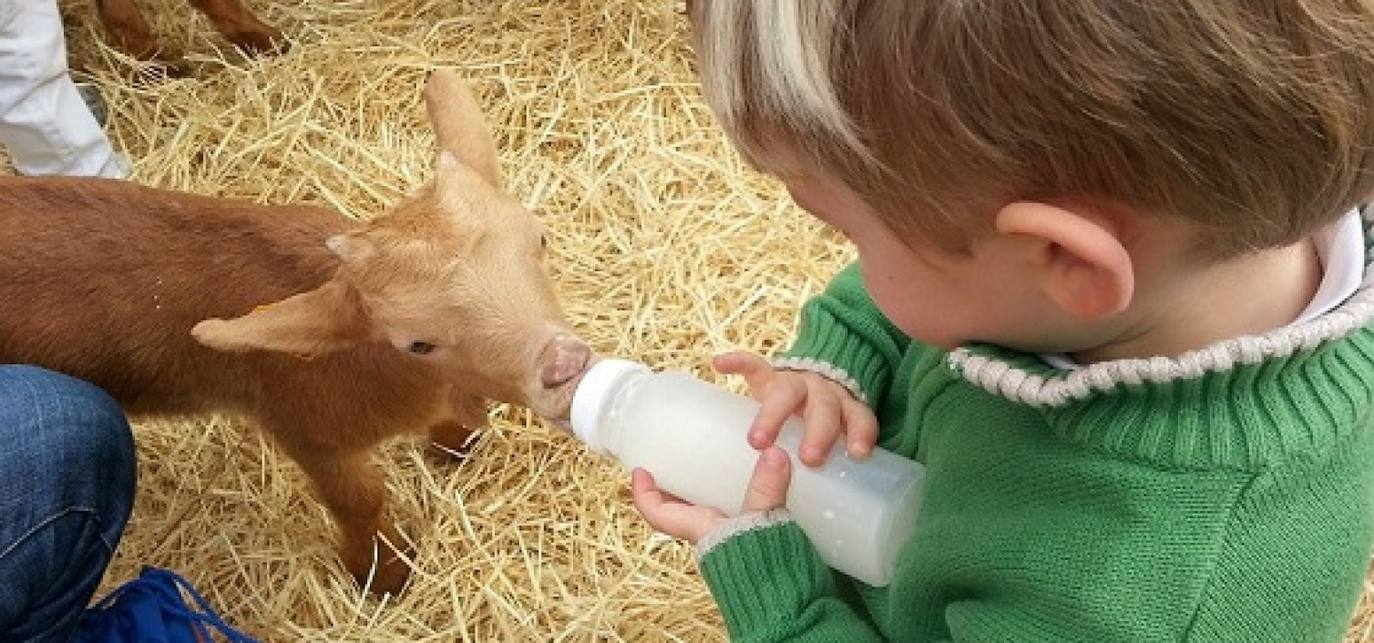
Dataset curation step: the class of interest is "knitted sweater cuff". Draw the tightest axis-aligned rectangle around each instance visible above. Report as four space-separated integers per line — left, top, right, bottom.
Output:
696 510 837 637
779 305 890 406
697 508 795 559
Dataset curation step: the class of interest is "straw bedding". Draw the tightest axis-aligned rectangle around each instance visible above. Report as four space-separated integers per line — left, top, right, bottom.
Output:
5 0 1368 639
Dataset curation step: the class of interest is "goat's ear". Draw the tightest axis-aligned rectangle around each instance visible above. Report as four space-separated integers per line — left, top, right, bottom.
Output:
424 69 503 189
192 281 365 358
326 233 374 263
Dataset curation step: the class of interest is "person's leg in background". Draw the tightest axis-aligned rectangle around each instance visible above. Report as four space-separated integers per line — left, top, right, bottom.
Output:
0 366 137 642
0 0 129 178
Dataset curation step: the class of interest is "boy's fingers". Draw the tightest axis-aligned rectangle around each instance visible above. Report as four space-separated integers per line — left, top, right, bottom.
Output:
631 468 723 542
842 401 879 459
631 468 664 509
714 351 773 401
742 447 792 512
750 379 804 448
799 384 844 466
631 469 691 533
632 468 683 516
713 350 766 374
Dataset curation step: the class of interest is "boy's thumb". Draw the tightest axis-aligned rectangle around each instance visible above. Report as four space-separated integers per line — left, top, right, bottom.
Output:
742 446 792 512
714 351 774 400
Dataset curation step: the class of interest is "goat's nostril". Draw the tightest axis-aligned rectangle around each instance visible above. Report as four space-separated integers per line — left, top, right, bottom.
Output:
541 340 591 388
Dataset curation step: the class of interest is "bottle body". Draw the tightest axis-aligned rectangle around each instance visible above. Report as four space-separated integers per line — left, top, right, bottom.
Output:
574 361 925 587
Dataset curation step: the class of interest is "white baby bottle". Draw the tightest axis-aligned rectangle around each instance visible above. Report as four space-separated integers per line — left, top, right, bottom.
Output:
570 359 925 587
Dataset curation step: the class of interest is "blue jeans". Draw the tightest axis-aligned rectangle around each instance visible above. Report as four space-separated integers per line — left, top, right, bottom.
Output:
0 366 136 642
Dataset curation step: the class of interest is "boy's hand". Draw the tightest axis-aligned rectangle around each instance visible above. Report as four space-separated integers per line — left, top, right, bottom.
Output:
631 446 791 544
715 351 878 467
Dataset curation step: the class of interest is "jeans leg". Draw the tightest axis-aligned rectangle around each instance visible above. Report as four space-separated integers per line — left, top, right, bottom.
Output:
0 365 136 642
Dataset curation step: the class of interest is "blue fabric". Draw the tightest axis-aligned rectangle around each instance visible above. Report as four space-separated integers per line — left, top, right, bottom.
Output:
0 365 136 642
75 567 256 643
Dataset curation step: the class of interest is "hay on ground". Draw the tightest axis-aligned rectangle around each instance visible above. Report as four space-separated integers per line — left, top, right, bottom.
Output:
0 0 1365 639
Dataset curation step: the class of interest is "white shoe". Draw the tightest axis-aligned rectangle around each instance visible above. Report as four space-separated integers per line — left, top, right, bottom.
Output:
73 82 108 128
98 151 132 179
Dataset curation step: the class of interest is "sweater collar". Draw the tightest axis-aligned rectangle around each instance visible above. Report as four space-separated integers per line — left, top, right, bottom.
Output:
946 209 1374 470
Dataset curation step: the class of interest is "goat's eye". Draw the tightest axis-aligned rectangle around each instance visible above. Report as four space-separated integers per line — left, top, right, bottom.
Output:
407 341 436 355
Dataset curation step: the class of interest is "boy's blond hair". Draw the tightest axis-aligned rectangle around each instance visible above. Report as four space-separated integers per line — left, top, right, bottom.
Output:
689 1 1374 256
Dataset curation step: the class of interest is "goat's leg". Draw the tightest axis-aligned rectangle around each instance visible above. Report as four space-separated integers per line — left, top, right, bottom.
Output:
186 0 287 56
94 0 186 66
427 392 487 459
284 445 412 594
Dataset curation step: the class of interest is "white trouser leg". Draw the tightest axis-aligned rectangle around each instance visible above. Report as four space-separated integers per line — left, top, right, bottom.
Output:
0 0 127 178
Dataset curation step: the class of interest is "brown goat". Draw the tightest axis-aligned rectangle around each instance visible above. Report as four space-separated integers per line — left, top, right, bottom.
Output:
94 0 287 69
0 71 591 594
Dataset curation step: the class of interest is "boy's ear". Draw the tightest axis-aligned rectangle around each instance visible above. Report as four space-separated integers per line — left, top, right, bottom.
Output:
191 281 367 358
995 201 1135 320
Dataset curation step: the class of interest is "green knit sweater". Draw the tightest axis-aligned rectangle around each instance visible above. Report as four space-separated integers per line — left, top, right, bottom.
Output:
696 255 1374 641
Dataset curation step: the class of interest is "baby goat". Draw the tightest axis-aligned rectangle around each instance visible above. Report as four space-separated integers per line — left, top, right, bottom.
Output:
0 71 591 594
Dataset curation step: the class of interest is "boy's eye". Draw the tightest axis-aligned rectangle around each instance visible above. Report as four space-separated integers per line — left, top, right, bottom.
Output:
407 341 436 355
540 234 549 249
